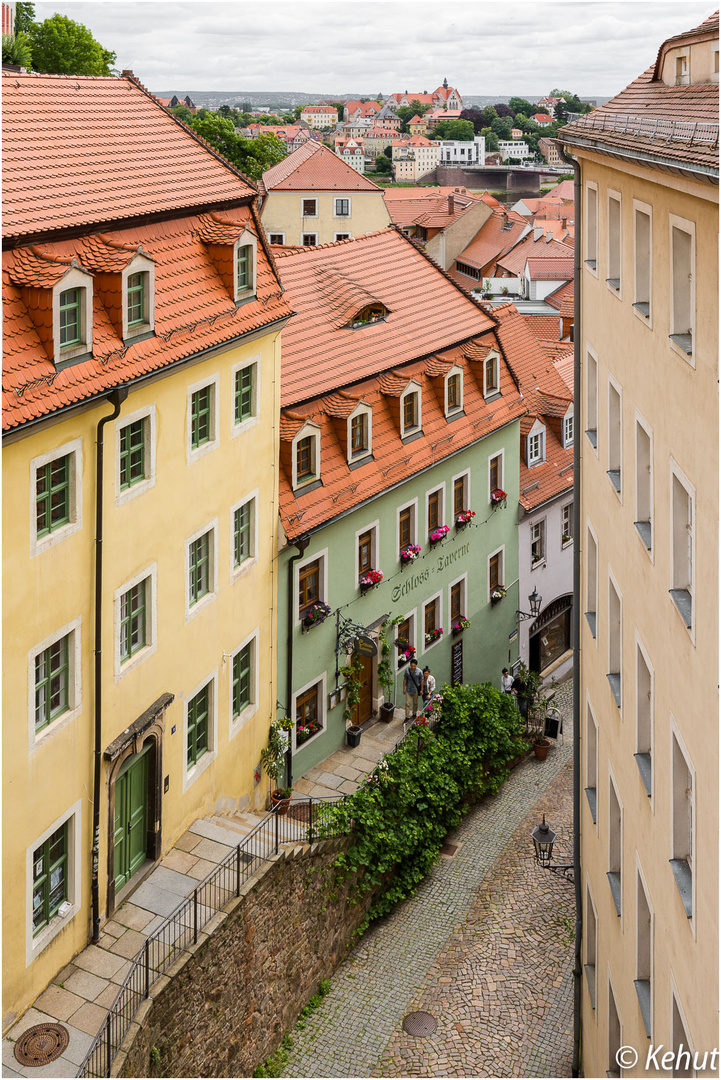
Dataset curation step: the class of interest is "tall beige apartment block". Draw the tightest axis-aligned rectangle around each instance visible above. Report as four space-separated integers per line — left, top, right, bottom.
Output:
560 13 719 1077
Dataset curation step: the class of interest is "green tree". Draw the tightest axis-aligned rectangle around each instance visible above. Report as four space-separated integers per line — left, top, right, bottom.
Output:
480 127 499 153
237 101 252 113
550 88 573 99
188 113 286 180
2 30 32 66
293 104 304 120
330 101 344 122
508 97 536 117
15 1 35 35
432 118 474 141
29 13 115 75
490 116 513 139
375 153 392 175
170 103 193 124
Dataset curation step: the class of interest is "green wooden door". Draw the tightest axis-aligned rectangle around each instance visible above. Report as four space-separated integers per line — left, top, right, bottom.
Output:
114 750 149 891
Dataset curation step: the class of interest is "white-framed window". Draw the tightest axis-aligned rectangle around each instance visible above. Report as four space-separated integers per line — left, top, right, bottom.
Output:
229 628 259 737
295 547 328 624
334 232 352 241
347 404 372 463
114 565 157 681
425 483 446 539
452 468 471 520
669 460 694 634
608 771 623 916
268 233 285 245
530 518 546 566
187 373 220 464
444 366 463 416
30 438 83 557
675 53 690 84
26 800 82 966
562 407 574 448
334 196 351 217
634 414 653 553
606 189 622 295
301 233 318 247
293 672 327 750
230 491 259 581
585 345 598 451
608 572 622 709
53 268 94 366
356 520 379 581
635 865 653 1039
448 573 467 627
585 698 598 824
527 422 545 467
561 502 573 546
488 545 504 601
292 422 321 490
397 498 418 557
585 521 598 639
122 255 155 340
669 214 695 362
183 670 218 791
607 378 622 495
483 352 500 397
185 520 218 621
422 591 443 652
231 355 260 435
400 383 422 437
635 635 653 800
585 181 598 272
488 451 504 500
234 230 257 302
670 720 695 922
301 198 318 217
395 610 416 669
115 404 156 507
633 199 652 324
28 618 82 752
584 882 597 1009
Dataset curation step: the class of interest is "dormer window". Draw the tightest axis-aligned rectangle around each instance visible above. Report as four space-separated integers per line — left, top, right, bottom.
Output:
401 386 422 438
52 267 94 366
297 436 315 481
349 304 387 329
527 425 546 467
121 254 155 341
349 408 372 461
59 289 82 348
563 408 574 448
444 367 464 416
126 273 146 329
236 245 252 293
484 353 500 398
291 421 321 491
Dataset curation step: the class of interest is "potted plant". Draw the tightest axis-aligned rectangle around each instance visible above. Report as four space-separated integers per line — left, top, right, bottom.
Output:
562 533 572 545
481 278 493 299
301 600 331 631
400 543 421 565
260 719 293 813
533 736 551 761
490 585 507 604
341 652 363 746
490 488 507 507
455 509 475 528
429 524 450 546
359 568 383 593
397 644 416 668
425 626 444 645
451 616 470 636
377 617 398 721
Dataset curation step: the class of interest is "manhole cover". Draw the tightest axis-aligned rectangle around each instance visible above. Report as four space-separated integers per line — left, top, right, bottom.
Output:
14 1023 69 1066
403 1011 437 1037
440 841 459 858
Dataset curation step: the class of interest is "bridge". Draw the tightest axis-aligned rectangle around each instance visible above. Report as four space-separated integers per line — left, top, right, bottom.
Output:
417 164 566 192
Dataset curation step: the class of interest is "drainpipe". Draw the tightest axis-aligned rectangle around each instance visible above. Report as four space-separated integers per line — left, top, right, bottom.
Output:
92 388 128 943
285 534 310 788
557 139 583 1077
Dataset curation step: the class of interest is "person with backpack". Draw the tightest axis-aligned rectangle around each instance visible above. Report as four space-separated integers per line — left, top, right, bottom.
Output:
403 658 423 720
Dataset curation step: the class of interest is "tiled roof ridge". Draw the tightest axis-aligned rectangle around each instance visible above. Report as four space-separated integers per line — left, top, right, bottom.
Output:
322 390 362 417
27 246 77 267
272 227 395 259
120 70 259 195
94 233 141 255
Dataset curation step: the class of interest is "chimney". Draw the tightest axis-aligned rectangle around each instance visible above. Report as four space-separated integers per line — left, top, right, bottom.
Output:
533 226 543 241
561 217 567 230
448 194 455 215
502 211 509 229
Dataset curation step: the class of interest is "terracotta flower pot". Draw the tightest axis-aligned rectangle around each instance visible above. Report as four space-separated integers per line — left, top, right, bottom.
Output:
533 739 551 761
271 789 292 815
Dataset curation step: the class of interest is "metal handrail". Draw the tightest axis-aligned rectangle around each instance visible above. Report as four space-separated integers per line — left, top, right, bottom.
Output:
76 794 348 1078
568 112 719 148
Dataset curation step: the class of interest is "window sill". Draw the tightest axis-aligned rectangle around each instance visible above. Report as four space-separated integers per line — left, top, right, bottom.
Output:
605 278 621 295
606 870 622 916
585 429 597 450
669 858 693 918
531 558 546 571
483 390 502 404
230 700 259 737
294 727 325 753
606 672 621 707
231 553 259 583
187 438 220 466
634 521 652 550
185 591 217 624
400 428 424 445
232 414 260 439
29 902 79 963
183 747 217 792
235 291 257 308
116 474 155 508
116 640 157 683
293 477 323 497
31 704 82 753
32 517 82 558
584 611 596 638
584 786 597 824
123 327 156 346
607 469 621 494
632 301 651 321
445 408 466 424
669 588 693 630
56 346 93 370
634 752 652 797
669 332 693 357
584 964 596 1010
584 259 597 273
634 979 652 1039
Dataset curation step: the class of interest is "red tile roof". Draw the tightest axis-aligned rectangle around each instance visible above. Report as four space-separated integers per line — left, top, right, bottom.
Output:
544 180 575 200
532 113 553 123
554 352 574 393
273 228 496 408
522 315 562 342
2 72 255 241
261 140 382 192
383 189 483 231
3 208 292 431
496 232 573 277
544 279 574 311
526 256 574 280
452 208 529 274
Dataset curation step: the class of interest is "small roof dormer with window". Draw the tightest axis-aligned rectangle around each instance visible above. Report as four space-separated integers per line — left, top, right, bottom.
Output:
197 212 257 305
7 249 94 369
79 233 155 343
323 392 373 466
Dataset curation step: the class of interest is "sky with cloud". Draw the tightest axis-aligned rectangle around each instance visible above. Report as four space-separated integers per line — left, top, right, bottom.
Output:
35 1 714 98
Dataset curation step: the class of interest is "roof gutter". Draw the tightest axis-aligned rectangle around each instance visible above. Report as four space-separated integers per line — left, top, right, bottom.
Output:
559 135 718 185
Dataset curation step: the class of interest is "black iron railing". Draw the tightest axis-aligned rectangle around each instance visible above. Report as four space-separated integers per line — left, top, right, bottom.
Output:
77 795 348 1077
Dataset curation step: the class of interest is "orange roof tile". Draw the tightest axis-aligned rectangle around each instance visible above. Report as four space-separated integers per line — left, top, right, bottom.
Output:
496 232 572 277
544 180 575 200
262 140 381 192
383 189 482 230
274 228 495 408
522 315 562 342
544 279 574 311
2 72 255 240
554 352 574 393
453 208 529 273
526 256 574 280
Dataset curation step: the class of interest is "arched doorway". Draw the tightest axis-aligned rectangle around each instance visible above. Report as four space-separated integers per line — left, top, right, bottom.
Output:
529 594 572 673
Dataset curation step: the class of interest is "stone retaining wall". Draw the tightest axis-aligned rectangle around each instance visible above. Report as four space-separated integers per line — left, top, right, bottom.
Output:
116 837 374 1078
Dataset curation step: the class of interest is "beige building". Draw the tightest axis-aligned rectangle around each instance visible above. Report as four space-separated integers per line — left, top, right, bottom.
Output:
259 141 390 246
560 12 718 1076
391 135 441 181
299 105 338 130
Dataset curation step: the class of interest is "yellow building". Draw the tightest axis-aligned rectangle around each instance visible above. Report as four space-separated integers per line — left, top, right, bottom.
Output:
560 13 718 1075
259 141 391 246
2 71 292 1026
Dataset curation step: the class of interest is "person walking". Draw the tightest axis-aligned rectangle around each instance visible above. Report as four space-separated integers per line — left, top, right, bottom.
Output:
501 667 514 694
422 666 436 707
511 670 528 720
403 658 423 720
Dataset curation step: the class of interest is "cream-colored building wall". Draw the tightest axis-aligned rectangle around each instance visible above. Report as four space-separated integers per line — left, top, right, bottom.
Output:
299 110 337 130
260 189 391 245
576 152 718 1076
425 200 493 270
2 327 282 1026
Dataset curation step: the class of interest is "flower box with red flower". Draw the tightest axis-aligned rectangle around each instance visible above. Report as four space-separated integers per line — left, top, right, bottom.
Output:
425 626 444 645
451 616 470 637
490 488 507 507
429 525 450 545
455 509 475 528
400 543 421 565
396 644 416 668
359 569 383 593
296 720 322 745
301 601 331 631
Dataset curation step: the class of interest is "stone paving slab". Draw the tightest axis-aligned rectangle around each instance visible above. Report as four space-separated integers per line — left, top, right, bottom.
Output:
316 771 345 790
188 817 247 845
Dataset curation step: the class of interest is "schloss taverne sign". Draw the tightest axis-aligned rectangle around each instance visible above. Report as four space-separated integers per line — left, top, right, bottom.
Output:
391 542 470 603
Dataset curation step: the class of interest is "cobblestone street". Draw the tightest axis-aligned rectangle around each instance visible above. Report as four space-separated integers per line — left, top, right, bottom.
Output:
284 679 575 1079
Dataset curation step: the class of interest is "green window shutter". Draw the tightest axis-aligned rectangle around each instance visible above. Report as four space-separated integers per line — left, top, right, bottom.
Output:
120 581 147 662
234 365 254 423
191 386 212 448
59 288 82 347
189 532 210 604
36 454 71 537
232 643 252 717
34 635 69 732
236 245 252 293
32 822 68 934
119 419 146 489
126 272 146 328
233 503 252 567
187 685 210 767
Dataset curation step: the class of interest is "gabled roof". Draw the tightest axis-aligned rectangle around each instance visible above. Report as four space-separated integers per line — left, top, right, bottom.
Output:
496 231 573 277
273 228 495 407
262 141 382 192
383 189 483 230
526 256 574 281
452 207 529 273
544 179 575 200
532 113 553 123
2 72 255 241
544 279 574 311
